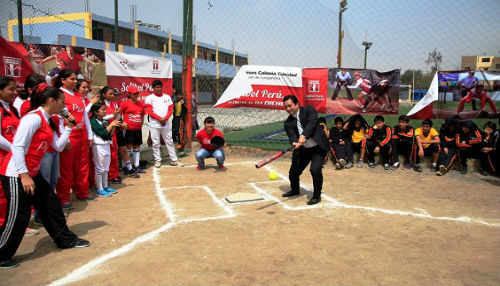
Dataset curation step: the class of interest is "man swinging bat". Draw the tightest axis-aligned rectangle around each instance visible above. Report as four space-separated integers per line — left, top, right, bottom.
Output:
282 95 329 205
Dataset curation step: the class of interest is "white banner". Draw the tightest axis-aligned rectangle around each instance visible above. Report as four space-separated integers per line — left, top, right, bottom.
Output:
105 51 172 79
214 65 302 108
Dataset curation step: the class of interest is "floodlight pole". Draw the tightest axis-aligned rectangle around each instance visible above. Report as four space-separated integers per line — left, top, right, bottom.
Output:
338 0 347 68
182 0 193 148
362 41 372 69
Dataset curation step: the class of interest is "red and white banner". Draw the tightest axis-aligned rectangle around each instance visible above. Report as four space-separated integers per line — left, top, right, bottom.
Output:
0 36 34 92
407 72 438 119
105 51 172 102
214 65 307 109
302 68 328 112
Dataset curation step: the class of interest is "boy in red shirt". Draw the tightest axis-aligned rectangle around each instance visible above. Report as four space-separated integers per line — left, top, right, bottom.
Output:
195 117 225 170
120 86 146 173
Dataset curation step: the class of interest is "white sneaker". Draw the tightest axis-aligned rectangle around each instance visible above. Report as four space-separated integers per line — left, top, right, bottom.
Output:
170 160 183 166
154 161 162 168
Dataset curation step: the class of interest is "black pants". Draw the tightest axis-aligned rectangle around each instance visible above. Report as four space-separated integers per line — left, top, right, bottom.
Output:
458 146 481 168
460 87 476 110
0 174 79 261
391 139 412 163
437 147 457 170
479 151 496 173
331 82 353 100
413 143 439 164
332 142 353 163
365 140 390 164
172 116 182 143
289 146 326 200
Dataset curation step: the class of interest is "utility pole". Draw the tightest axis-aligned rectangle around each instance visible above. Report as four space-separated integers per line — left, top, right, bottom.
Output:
182 0 193 148
338 0 348 68
362 30 372 69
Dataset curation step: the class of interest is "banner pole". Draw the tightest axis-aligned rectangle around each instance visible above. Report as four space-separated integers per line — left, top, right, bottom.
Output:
182 0 193 149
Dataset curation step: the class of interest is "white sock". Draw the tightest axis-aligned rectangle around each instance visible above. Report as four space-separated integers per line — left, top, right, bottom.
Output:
432 163 437 168
103 172 109 188
95 173 103 191
124 160 133 171
133 149 140 167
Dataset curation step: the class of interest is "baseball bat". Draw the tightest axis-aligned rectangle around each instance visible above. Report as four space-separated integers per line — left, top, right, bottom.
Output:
255 146 293 168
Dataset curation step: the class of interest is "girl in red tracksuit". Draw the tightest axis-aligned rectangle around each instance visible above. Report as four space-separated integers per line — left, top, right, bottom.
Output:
0 84 89 269
0 77 19 228
54 69 94 208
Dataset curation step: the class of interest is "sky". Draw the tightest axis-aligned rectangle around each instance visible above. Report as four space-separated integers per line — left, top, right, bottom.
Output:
1 0 499 73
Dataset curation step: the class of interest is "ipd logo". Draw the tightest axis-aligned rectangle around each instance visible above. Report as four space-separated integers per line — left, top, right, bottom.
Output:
3 57 21 77
308 80 320 93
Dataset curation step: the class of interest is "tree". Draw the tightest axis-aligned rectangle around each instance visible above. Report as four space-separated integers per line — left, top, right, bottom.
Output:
425 48 442 74
401 69 423 85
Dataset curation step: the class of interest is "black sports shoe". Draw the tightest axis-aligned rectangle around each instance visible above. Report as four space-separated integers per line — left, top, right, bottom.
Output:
73 238 91 248
110 177 122 184
0 259 19 269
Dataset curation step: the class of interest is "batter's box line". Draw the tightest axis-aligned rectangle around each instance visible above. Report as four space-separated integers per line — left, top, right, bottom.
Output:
160 161 257 169
261 166 500 228
160 185 236 221
49 167 237 286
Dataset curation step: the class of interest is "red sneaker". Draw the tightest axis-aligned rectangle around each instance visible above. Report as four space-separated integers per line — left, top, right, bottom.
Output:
196 166 204 170
218 165 226 170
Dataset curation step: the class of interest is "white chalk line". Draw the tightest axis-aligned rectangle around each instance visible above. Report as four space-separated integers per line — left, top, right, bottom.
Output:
50 166 236 286
50 161 499 285
261 165 500 228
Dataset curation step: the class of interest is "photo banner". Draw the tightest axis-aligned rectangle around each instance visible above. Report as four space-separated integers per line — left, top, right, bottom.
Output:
216 65 399 115
436 70 499 119
0 36 34 91
327 68 400 115
105 51 172 103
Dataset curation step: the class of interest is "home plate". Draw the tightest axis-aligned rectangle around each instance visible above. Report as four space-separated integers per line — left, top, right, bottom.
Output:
225 192 264 203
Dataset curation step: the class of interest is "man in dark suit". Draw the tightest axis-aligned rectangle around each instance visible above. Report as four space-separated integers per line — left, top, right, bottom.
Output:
282 95 329 205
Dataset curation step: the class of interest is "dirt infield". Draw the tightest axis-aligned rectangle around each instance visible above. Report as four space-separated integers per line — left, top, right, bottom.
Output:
2 151 500 286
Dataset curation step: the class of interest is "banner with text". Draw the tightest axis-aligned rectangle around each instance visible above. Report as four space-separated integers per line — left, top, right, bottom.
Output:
214 65 308 110
105 51 172 103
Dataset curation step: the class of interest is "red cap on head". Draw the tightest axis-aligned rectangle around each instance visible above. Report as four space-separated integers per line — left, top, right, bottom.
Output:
128 86 139 94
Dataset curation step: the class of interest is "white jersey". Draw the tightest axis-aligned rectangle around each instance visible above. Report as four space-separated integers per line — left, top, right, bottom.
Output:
144 93 173 129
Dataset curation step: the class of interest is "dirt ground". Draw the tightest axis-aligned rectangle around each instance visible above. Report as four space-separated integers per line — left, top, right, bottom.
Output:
1 151 499 286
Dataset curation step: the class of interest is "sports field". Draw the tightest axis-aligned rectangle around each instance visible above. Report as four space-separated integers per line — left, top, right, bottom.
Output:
2 151 499 285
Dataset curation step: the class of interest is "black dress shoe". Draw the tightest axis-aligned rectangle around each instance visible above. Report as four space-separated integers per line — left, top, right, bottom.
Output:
307 198 321 205
282 190 300 197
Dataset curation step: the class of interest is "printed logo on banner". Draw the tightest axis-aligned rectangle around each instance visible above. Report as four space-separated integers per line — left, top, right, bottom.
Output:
308 80 320 93
119 59 136 71
151 59 161 75
3 56 22 77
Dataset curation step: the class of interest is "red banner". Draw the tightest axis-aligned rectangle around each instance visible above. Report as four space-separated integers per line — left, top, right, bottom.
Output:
303 68 328 113
0 36 34 91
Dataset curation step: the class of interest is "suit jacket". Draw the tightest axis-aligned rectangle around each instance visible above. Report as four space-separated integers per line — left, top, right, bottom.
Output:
284 105 329 152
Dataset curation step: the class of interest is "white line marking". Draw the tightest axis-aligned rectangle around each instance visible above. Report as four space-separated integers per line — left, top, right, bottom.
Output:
153 165 176 222
50 165 236 286
51 161 500 285
162 161 256 168
260 165 500 228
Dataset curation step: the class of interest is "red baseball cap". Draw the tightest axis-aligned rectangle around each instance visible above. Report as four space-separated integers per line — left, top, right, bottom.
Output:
128 86 139 94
